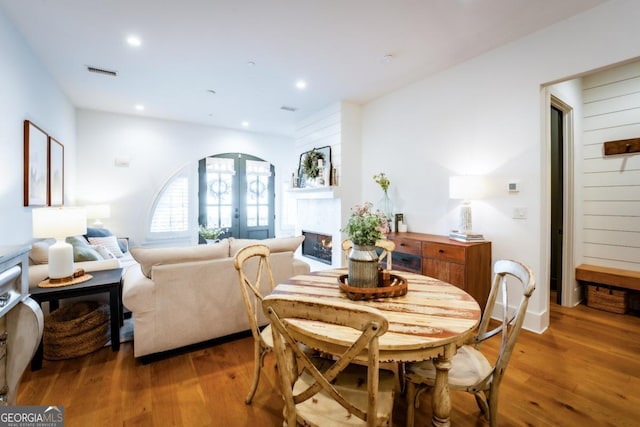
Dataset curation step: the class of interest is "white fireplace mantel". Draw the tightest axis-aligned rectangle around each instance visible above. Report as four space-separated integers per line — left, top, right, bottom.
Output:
286 186 340 200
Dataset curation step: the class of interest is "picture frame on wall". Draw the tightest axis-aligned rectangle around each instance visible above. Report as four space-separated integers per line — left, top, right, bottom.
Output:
23 120 49 206
297 145 332 188
48 137 64 206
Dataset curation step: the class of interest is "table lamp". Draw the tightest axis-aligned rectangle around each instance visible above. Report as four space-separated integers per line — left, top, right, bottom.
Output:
449 175 485 237
85 204 111 227
32 207 87 280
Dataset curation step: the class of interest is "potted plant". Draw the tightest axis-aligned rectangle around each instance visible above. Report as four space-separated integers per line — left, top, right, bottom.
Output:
198 224 224 244
342 202 390 287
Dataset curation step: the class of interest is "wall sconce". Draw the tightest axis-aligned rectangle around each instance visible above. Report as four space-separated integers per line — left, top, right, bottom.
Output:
85 204 111 227
449 175 485 240
32 207 87 280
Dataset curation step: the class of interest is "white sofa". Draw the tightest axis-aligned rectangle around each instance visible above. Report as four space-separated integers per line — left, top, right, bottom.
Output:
122 236 310 358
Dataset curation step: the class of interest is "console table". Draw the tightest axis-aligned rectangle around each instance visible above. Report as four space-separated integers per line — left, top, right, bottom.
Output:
386 232 492 309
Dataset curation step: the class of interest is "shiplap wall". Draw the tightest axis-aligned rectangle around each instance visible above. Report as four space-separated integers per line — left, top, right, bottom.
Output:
582 60 640 271
295 103 342 178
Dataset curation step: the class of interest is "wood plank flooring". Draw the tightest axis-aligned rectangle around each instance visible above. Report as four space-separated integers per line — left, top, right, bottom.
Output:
18 301 640 426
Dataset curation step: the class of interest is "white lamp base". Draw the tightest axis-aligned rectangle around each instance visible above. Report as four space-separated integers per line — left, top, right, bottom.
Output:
458 202 473 234
48 238 75 279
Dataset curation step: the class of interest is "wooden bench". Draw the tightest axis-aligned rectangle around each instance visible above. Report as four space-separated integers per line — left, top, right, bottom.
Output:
576 264 640 314
575 264 640 291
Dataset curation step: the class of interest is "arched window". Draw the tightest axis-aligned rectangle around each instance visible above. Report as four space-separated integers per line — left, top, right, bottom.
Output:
149 167 192 237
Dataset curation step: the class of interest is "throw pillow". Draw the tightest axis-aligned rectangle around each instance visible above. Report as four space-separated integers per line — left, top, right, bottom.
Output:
91 245 116 260
66 236 103 262
30 239 56 264
85 227 128 253
87 235 125 258
130 239 230 278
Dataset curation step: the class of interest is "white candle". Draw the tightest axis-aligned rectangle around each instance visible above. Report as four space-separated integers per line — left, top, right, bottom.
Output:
318 158 323 168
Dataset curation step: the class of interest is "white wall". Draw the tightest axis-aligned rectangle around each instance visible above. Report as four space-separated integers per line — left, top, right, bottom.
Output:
581 59 640 271
0 8 76 246
360 0 640 333
75 110 296 246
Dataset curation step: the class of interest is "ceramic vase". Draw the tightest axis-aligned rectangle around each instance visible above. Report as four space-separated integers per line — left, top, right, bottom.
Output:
348 244 379 288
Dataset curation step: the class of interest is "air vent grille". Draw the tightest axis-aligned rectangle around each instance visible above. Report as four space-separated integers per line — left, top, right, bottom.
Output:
280 105 298 112
87 66 118 77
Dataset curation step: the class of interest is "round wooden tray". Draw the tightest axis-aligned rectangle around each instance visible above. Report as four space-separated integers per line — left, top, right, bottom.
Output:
338 274 408 301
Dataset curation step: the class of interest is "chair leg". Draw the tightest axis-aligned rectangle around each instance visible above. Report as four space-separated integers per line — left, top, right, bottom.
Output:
245 340 264 404
488 388 499 427
474 391 489 419
405 380 417 427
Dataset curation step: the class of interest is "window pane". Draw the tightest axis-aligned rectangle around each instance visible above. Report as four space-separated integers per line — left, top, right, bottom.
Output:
220 206 233 228
247 206 257 227
150 175 189 232
258 206 268 226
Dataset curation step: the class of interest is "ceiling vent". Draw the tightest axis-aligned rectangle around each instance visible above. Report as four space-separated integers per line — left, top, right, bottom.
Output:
280 105 298 112
86 66 118 77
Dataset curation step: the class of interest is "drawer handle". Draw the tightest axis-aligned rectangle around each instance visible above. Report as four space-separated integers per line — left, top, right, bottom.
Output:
438 249 445 253
400 243 406 246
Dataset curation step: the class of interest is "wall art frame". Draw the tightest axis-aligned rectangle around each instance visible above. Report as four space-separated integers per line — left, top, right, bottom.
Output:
48 136 64 206
297 145 332 188
23 120 49 206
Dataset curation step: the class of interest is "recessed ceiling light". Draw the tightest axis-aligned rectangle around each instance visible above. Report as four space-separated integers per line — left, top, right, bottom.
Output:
127 35 142 47
135 104 145 111
247 61 256 66
207 89 216 95
241 121 250 127
380 54 393 63
295 80 307 90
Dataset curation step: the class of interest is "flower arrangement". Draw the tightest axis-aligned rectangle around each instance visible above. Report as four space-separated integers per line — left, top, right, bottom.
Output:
373 172 390 193
198 224 224 240
342 202 390 246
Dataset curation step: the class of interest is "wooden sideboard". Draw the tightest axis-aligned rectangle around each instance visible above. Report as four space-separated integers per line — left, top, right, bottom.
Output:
386 232 492 309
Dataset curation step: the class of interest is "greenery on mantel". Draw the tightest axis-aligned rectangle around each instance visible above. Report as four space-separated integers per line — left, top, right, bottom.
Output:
302 149 326 179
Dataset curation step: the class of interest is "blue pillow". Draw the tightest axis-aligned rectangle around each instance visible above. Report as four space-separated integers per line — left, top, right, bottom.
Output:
85 227 127 253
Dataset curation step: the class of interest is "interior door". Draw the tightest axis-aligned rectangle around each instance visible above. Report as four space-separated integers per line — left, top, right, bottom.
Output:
198 153 274 241
550 105 564 304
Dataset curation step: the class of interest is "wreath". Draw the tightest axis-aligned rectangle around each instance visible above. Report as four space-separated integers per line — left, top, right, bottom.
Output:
302 149 326 179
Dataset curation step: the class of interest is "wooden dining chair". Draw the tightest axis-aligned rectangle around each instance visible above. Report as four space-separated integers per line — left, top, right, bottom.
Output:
404 259 535 427
262 294 396 427
233 244 276 404
341 238 395 270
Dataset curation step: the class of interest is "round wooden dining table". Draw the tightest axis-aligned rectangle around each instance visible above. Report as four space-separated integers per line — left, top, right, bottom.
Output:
271 267 482 427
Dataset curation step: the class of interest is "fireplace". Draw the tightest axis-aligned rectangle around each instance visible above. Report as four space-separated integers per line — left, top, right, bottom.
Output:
301 230 333 265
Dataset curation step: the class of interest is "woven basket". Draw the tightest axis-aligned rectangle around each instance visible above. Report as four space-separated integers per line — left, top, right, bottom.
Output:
43 301 111 360
338 274 408 301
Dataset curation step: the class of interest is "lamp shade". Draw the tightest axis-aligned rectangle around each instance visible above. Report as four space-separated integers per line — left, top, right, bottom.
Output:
449 175 485 201
33 207 87 239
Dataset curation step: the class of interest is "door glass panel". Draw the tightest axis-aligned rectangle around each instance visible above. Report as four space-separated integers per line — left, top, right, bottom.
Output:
245 160 271 227
206 157 235 228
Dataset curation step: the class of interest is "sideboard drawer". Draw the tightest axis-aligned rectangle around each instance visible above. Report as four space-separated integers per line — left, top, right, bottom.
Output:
388 236 422 256
422 242 465 263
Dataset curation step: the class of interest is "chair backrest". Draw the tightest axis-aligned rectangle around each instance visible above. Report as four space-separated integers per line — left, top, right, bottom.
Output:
262 294 389 427
234 244 275 343
341 239 395 270
473 259 535 387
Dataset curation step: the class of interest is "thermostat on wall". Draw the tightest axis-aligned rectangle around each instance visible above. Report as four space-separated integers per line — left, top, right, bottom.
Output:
508 182 519 193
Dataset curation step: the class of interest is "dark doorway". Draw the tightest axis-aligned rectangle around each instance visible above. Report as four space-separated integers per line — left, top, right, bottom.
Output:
198 153 275 240
550 106 564 304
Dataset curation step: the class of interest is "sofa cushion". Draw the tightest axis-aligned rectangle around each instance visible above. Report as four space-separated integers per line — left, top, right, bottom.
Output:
30 239 56 264
88 235 125 258
130 239 230 278
229 236 305 256
66 236 103 262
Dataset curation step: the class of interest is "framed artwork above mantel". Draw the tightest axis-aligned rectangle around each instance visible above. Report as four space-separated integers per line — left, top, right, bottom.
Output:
297 145 332 188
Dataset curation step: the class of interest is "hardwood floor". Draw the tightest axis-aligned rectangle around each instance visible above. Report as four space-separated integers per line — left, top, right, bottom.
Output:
18 302 640 426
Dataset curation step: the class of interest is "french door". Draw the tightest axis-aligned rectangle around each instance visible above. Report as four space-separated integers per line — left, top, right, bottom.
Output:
198 153 274 241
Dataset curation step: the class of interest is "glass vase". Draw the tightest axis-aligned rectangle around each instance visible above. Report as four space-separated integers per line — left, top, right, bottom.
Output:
348 244 379 288
377 191 393 221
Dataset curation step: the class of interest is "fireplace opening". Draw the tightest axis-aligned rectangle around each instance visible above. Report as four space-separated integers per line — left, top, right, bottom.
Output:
301 230 332 265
